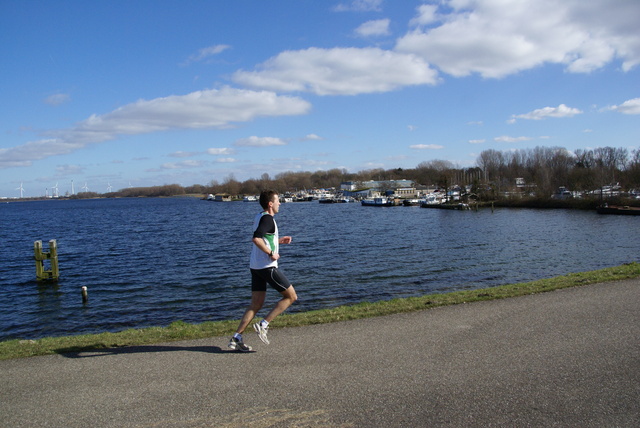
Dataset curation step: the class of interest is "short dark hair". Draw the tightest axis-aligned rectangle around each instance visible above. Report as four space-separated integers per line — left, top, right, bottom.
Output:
259 190 278 210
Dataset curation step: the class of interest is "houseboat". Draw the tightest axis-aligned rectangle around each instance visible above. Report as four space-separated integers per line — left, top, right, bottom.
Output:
361 197 397 207
420 202 470 210
596 204 640 216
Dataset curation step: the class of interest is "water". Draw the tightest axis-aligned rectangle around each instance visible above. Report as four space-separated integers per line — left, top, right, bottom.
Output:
1 198 638 341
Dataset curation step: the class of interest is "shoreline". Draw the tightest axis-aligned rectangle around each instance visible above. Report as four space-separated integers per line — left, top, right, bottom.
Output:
2 262 638 361
5 194 639 211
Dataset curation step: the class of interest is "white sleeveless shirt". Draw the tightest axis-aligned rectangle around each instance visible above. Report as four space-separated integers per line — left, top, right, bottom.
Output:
250 211 279 269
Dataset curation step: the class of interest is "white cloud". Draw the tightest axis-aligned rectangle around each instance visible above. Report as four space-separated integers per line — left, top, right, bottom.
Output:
355 19 390 37
607 97 640 115
207 148 235 155
232 47 439 95
0 87 310 168
469 139 485 144
44 93 70 106
234 136 287 147
494 135 532 143
0 139 82 168
395 0 640 78
301 134 323 141
66 87 309 134
160 160 205 170
55 164 85 175
410 144 444 150
361 161 385 169
215 158 237 163
333 0 383 12
510 104 583 122
170 151 198 158
409 4 439 27
183 44 230 65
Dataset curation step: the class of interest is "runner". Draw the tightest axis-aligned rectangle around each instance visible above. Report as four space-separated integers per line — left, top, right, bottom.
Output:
228 190 298 352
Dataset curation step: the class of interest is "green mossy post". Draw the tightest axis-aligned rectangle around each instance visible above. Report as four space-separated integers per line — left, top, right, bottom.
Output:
34 240 59 281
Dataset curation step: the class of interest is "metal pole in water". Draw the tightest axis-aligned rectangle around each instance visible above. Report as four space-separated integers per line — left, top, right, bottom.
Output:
81 286 88 303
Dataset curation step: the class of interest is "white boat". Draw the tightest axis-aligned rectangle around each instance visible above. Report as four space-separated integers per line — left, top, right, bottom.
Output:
361 197 396 207
313 191 335 200
422 193 442 205
319 195 354 203
243 195 258 202
336 196 354 203
402 198 424 206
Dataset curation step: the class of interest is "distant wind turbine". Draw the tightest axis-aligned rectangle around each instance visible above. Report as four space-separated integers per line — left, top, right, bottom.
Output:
82 182 89 192
16 182 25 198
107 183 113 192
52 182 59 198
71 180 75 195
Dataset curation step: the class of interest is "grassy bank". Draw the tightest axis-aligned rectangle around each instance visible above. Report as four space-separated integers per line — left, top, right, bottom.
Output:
2 262 639 361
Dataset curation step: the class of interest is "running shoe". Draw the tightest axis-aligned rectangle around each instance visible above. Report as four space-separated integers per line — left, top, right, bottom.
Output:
228 337 252 352
253 322 270 345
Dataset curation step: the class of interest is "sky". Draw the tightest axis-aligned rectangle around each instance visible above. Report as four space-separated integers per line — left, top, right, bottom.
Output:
1 0 639 198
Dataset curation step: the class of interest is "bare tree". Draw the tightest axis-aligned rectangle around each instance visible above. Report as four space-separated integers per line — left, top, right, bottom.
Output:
593 147 628 185
476 149 504 183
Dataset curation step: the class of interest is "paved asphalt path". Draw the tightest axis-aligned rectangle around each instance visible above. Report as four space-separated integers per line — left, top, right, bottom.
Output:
1 279 639 427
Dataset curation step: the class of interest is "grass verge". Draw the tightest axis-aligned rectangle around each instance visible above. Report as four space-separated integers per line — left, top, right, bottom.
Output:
2 262 639 361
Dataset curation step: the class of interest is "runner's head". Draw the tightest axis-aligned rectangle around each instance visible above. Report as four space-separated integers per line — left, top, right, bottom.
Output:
259 190 279 211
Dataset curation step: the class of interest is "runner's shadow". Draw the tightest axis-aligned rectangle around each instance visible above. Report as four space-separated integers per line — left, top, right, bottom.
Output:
56 344 254 358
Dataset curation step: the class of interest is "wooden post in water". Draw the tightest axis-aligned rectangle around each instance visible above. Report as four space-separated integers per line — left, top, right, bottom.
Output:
34 240 59 281
34 241 45 280
49 240 59 279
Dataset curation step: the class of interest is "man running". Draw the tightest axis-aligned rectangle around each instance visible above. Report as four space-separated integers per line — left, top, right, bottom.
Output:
228 190 298 352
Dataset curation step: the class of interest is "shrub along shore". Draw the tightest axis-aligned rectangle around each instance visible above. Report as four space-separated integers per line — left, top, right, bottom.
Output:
1 262 639 360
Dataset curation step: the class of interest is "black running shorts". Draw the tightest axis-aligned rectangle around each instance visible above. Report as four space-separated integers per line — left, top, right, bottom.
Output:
250 267 292 293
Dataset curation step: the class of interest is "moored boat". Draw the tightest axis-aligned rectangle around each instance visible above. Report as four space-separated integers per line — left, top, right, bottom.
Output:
361 197 397 207
421 202 470 210
596 204 640 216
402 198 424 206
318 197 337 204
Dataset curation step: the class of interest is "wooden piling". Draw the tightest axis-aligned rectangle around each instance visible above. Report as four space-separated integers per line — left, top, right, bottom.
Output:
49 240 59 279
34 240 59 281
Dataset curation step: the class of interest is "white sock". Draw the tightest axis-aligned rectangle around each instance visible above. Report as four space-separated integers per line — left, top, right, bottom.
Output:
233 333 242 340
260 320 269 328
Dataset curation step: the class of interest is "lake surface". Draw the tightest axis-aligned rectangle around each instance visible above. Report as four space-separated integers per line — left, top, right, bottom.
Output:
1 197 638 341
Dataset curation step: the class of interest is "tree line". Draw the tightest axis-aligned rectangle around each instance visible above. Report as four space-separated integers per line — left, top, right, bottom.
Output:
75 145 639 201
475 146 639 197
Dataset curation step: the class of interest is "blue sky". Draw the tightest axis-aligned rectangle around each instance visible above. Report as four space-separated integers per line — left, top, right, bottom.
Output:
1 0 639 198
